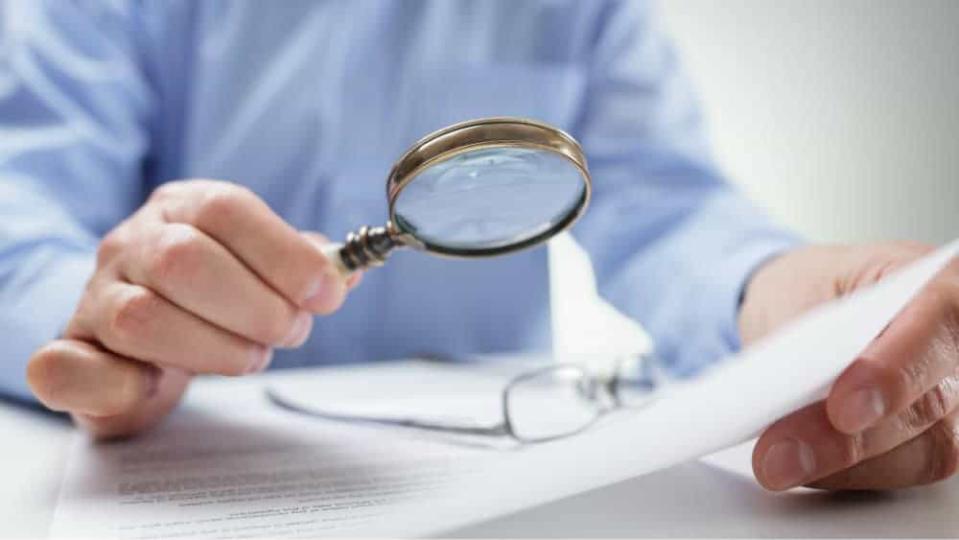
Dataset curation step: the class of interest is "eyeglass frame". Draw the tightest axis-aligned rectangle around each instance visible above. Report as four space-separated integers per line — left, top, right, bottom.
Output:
265 355 660 444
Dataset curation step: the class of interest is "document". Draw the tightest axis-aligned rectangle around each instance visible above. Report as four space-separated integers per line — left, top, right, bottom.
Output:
49 369 503 539
51 239 959 538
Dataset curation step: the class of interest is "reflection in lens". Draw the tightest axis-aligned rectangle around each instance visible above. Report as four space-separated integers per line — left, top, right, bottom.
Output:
505 366 600 442
392 147 585 252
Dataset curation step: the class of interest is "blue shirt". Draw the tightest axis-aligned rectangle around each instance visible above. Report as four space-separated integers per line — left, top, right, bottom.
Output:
0 0 798 401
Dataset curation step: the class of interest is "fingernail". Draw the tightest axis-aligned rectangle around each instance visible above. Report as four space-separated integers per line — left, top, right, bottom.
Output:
303 272 342 311
762 438 816 490
246 347 273 374
838 387 886 433
281 312 312 347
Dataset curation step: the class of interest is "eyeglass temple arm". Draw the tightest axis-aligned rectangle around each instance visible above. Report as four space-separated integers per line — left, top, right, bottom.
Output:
264 387 509 438
603 354 662 406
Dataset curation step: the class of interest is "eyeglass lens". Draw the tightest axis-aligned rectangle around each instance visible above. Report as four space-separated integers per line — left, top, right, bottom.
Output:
392 147 585 252
505 366 601 442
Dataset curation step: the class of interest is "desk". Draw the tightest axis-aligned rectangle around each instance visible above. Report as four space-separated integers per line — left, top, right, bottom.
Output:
3 389 958 538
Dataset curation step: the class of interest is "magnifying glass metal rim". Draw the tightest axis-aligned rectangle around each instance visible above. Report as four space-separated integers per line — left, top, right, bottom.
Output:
325 116 592 274
385 116 592 258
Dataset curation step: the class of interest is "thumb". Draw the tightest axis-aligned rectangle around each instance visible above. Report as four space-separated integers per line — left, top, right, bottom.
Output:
73 366 192 440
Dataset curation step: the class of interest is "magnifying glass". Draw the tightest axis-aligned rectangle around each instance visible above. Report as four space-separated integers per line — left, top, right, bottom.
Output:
321 117 592 276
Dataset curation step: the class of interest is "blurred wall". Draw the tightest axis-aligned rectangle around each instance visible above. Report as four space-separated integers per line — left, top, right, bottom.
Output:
660 0 959 244
552 0 959 357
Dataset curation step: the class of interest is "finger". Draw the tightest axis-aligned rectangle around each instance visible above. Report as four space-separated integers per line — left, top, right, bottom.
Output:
119 222 312 348
151 181 347 314
754 376 959 490
301 231 363 289
72 281 274 376
808 408 959 490
827 268 959 434
73 367 192 440
26 339 160 418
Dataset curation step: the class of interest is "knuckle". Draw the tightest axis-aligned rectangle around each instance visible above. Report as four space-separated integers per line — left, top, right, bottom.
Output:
896 359 931 404
194 184 255 227
940 292 959 360
72 288 98 324
838 433 867 469
905 384 954 432
96 230 127 266
148 225 206 284
149 181 183 204
107 288 160 346
926 418 959 483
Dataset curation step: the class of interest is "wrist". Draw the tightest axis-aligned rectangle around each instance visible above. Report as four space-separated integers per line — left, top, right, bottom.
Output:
737 244 845 346
737 241 936 347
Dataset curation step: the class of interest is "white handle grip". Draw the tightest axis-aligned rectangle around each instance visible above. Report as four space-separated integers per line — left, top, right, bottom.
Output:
319 242 352 279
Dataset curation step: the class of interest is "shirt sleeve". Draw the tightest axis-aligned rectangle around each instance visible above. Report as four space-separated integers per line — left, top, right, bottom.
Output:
0 1 151 400
570 0 803 376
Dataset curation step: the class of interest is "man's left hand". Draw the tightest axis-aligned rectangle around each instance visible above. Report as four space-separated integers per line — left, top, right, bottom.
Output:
739 242 959 490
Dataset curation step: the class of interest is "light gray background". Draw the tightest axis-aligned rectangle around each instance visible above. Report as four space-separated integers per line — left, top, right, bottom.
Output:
554 0 959 355
661 0 959 244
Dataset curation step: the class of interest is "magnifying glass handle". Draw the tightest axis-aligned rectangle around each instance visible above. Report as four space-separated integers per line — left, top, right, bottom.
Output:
320 242 353 278
319 225 401 278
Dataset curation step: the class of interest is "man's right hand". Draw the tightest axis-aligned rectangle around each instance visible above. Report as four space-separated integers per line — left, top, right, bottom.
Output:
26 180 354 438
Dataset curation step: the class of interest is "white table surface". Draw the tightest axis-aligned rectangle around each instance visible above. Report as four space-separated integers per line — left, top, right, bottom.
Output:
3 392 958 538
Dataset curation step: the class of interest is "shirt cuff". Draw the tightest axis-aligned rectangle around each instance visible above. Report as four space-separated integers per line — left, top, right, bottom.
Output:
715 232 804 358
662 229 803 378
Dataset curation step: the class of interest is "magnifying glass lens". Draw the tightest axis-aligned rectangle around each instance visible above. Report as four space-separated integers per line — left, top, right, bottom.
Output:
393 147 586 252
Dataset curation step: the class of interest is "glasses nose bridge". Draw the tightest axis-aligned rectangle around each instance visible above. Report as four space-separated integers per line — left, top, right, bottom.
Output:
576 375 617 411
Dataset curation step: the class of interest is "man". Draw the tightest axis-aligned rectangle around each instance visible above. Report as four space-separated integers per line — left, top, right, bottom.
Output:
2 1 956 492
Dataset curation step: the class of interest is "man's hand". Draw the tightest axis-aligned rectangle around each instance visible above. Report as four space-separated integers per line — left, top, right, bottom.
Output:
26 180 355 438
740 242 959 490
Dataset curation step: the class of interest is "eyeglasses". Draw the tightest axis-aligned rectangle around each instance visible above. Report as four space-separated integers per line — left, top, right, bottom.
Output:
265 355 663 444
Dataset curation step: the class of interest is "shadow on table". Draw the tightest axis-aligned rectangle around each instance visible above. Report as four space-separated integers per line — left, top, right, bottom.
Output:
451 458 957 538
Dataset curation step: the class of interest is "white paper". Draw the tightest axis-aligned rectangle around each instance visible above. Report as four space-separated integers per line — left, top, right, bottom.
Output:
50 378 498 539
51 239 959 538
